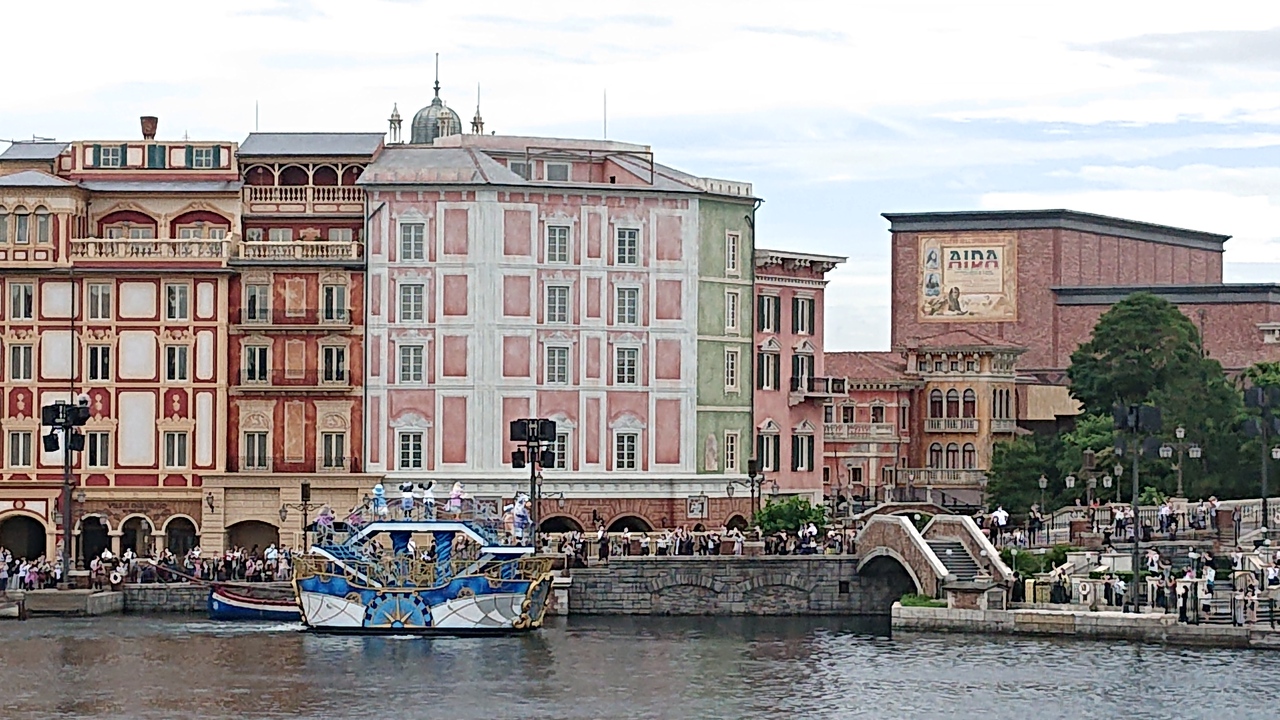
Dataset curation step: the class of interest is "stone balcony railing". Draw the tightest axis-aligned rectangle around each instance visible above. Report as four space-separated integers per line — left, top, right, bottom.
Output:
824 422 897 442
892 468 987 487
243 185 365 213
925 417 979 433
990 418 1017 433
233 240 363 262
70 236 234 261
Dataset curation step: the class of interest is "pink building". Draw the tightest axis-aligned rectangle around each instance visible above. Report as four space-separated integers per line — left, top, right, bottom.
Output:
752 249 845 500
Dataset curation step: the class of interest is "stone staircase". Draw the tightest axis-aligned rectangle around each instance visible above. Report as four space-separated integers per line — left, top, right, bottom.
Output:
927 540 982 581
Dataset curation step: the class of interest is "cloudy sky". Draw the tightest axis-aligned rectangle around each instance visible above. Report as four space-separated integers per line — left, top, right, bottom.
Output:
5 0 1280 350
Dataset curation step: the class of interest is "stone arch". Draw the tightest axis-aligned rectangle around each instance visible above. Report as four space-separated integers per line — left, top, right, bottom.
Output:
539 515 584 533
278 164 309 186
161 513 200 535
606 515 652 533
725 513 749 531
75 512 113 533
164 516 199 556
226 520 279 554
77 515 111 566
857 547 924 595
118 514 156 556
0 511 49 560
854 515 948 599
244 164 276 186
311 164 340 186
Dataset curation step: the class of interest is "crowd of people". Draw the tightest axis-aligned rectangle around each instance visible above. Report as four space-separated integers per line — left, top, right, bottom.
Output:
1 549 62 595
981 497 1234 549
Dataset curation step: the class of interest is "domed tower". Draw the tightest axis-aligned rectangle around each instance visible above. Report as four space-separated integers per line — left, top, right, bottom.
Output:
410 56 463 145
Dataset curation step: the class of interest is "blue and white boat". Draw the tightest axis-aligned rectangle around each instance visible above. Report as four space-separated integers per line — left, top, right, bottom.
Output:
208 585 301 622
292 509 554 635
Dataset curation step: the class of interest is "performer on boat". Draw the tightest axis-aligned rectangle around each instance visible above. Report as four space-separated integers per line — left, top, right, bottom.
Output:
421 481 436 519
316 505 335 543
372 483 389 518
399 480 416 520
513 493 531 545
447 482 466 513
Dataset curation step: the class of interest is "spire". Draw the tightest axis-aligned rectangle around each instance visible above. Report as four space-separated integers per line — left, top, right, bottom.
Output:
389 103 402 144
471 83 485 135
433 53 441 100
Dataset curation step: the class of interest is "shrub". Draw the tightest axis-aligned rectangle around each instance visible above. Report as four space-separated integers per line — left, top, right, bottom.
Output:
900 593 947 608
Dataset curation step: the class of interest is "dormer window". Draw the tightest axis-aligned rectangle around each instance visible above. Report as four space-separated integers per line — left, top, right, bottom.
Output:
546 163 569 182
191 147 215 169
509 161 529 179
98 146 123 168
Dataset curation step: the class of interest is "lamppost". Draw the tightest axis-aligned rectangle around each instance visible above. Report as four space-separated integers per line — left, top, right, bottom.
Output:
1187 549 1201 624
1159 426 1202 498
510 418 558 552
279 482 324 550
1244 386 1280 533
1038 474 1048 512
1113 403 1163 612
42 396 91 588
978 472 989 509
1113 464 1124 503
1101 474 1112 504
724 459 766 518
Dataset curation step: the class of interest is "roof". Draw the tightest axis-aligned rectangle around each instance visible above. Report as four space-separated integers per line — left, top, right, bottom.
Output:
900 328 1025 352
825 352 908 382
755 248 847 265
882 209 1229 252
238 132 384 157
0 141 69 161
78 180 242 193
1053 283 1280 306
358 146 521 185
0 170 77 188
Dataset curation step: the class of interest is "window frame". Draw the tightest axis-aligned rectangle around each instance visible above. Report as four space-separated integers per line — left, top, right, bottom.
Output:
725 290 740 333
163 431 189 469
399 223 426 261
398 431 424 470
614 431 639 471
86 431 110 469
399 283 425 322
165 283 190 321
322 283 348 322
8 344 33 381
545 345 570 385
87 344 112 381
322 432 346 469
545 162 570 182
98 145 123 168
758 433 779 472
725 231 740 274
9 282 34 321
8 430 33 468
615 286 639 325
546 225 570 263
614 346 639 386
244 284 270 323
615 227 639 266
321 345 347 383
545 284 570 324
165 345 189 382
398 344 425 384
243 431 269 470
87 282 113 321
724 348 740 391
724 431 739 473
552 432 569 470
244 345 269 384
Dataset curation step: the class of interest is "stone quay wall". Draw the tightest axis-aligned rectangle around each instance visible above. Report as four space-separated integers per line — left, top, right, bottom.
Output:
892 603 1280 650
568 556 904 616
123 584 209 613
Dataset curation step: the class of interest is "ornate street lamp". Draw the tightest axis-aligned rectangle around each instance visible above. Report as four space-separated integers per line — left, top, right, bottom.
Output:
1038 474 1048 512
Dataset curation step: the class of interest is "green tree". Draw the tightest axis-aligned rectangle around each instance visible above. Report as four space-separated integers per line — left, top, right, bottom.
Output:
752 496 825 534
986 433 1063 513
1244 361 1280 388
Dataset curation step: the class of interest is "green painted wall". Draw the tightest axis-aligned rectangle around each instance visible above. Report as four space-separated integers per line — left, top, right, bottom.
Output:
695 196 756 476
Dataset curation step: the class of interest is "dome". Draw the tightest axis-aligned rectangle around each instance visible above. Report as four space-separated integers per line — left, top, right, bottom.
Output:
410 87 463 145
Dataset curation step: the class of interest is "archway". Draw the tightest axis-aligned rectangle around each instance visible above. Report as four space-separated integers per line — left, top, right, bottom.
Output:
121 516 155 556
0 515 45 560
539 516 584 533
79 516 110 565
725 514 748 531
858 553 924 615
606 515 653 533
165 517 198 556
227 520 279 555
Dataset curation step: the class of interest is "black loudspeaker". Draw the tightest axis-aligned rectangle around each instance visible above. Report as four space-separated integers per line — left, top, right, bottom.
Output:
42 433 60 453
68 431 85 452
512 449 527 469
539 449 556 468
510 420 529 442
42 404 62 427
1138 405 1162 434
536 419 557 443
1141 436 1163 457
1243 418 1261 438
1112 404 1130 430
72 405 91 426
301 482 312 503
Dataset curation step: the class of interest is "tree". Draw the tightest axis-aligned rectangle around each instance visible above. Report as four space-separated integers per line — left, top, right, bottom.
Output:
985 433 1063 514
1244 361 1280 388
752 496 825 535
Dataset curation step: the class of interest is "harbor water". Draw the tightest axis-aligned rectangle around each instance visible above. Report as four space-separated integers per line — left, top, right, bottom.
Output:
0 615 1274 719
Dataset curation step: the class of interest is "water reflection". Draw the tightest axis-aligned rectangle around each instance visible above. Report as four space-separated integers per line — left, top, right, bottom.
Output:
0 615 1273 720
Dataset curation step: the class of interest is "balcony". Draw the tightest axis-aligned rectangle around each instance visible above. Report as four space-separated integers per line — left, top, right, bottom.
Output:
243 185 365 215
925 417 979 433
892 468 987 488
789 375 847 400
235 308 353 329
991 418 1018 433
232 240 363 264
824 422 897 442
234 373 353 393
70 236 233 263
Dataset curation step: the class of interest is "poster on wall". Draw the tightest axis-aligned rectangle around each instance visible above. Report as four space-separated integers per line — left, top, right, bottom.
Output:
917 232 1017 322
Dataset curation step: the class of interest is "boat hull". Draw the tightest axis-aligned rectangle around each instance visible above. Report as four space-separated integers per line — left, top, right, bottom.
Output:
208 587 301 622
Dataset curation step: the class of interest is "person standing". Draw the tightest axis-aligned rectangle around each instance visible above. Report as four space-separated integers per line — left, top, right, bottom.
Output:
596 525 609 563
991 506 1009 544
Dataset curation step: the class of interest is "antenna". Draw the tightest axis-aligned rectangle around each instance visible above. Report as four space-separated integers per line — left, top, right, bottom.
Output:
255 101 259 132
434 53 441 98
603 89 608 139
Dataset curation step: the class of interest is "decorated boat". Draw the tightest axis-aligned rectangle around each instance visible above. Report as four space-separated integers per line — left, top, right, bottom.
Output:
292 503 554 635
207 585 301 622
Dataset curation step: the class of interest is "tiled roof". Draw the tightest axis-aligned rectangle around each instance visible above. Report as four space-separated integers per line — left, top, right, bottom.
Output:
825 351 907 381
0 142 69 161
357 146 525 185
239 132 384 157
0 170 77 187
900 328 1023 350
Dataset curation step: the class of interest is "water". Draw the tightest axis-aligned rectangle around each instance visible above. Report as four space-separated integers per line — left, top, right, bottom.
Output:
0 615 1273 719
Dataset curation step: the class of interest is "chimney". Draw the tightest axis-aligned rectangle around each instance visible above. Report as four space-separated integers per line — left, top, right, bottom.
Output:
141 116 158 140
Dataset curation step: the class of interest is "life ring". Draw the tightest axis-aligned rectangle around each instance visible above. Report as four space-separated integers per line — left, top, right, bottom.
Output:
109 572 123 585
1077 581 1091 600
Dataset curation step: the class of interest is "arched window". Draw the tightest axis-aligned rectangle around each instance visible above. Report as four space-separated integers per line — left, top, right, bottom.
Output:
929 389 943 418
945 389 960 418
13 205 29 244
928 443 943 468
945 443 960 469
962 388 976 418
962 443 976 469
312 165 339 186
0 208 8 244
34 207 51 243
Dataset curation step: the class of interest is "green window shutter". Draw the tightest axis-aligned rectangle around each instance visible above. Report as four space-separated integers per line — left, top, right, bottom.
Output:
92 144 101 166
119 145 128 166
213 145 222 167
185 145 193 168
806 438 814 471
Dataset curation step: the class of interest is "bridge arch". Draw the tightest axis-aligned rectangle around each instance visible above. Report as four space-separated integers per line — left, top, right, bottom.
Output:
857 546 923 595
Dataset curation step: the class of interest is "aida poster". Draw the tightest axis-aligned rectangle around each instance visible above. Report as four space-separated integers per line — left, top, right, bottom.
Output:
918 232 1017 321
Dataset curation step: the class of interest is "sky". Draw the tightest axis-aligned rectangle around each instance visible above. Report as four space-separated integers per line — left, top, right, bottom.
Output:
4 0 1280 350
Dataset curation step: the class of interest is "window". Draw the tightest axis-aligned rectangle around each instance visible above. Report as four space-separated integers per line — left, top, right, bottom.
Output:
9 282 34 320
545 346 569 385
553 432 569 470
191 147 215 169
962 388 976 418
322 432 346 469
165 284 189 321
400 223 425 260
615 287 639 325
0 212 7 243
724 348 739 390
14 211 28 244
244 284 269 323
322 284 348 322
398 432 424 470
243 432 268 470
328 228 353 243
165 346 189 381
945 443 960 469
725 232 740 274
35 210 50 243
615 347 638 385
614 432 638 470
546 225 570 263
9 345 32 381
615 228 639 265
757 295 780 333
950 360 959 372
928 442 943 468
901 401 910 429
945 389 960 418
509 161 530 179
322 346 347 383
268 228 293 243
725 291 739 333
86 432 110 469
246 228 264 242
399 284 424 322
546 162 569 182
962 443 977 469
244 346 268 383
724 432 739 473
791 434 815 472
7 431 33 468
929 389 944 418
757 433 780 472
871 405 886 424
177 223 226 239
399 345 424 383
546 285 570 323
792 297 815 334
841 405 856 423
757 351 780 391
88 283 112 320
99 145 123 168
966 359 977 372
88 345 111 381
164 432 189 468
792 353 814 386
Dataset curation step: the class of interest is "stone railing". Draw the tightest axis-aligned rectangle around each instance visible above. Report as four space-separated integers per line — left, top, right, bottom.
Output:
990 418 1017 433
70 237 232 260
893 469 987 487
824 422 896 442
243 185 365 212
925 418 979 433
233 240 363 262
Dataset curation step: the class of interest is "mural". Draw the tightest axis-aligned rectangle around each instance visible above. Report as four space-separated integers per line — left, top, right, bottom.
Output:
918 233 1017 322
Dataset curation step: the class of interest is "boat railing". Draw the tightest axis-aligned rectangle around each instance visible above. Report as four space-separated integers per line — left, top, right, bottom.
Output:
294 554 552 591
341 498 509 546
